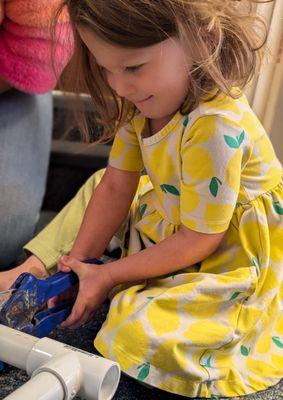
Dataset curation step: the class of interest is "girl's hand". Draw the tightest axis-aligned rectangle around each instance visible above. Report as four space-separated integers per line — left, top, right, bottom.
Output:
58 255 115 329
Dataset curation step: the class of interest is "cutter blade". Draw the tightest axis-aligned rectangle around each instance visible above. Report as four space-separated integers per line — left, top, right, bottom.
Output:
0 290 15 308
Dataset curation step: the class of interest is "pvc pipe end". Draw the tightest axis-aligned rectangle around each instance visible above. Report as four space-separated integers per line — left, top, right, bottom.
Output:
98 364 121 400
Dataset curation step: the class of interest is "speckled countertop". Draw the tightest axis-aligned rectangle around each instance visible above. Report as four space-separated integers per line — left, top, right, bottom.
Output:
0 301 282 400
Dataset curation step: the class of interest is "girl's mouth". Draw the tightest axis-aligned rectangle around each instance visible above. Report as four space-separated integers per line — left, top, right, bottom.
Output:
135 95 153 104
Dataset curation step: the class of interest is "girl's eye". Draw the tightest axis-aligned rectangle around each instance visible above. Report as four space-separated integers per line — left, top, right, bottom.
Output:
125 64 143 73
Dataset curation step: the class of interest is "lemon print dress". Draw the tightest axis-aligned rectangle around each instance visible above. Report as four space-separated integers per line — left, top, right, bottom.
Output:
92 91 283 398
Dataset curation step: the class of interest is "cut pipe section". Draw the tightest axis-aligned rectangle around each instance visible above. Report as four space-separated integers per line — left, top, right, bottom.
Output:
0 324 120 400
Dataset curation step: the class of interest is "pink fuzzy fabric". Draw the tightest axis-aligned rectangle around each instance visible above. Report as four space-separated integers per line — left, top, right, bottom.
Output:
5 0 70 27
0 1 73 94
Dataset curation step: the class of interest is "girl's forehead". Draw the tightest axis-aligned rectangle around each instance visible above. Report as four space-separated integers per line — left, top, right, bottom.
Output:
78 26 174 66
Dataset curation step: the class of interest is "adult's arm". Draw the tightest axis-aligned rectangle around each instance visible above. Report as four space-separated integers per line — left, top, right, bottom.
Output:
0 0 74 93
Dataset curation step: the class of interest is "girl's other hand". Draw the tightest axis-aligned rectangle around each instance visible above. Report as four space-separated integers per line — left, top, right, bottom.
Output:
58 256 115 329
47 285 78 309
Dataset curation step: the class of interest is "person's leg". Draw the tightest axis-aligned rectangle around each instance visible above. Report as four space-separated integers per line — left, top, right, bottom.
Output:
0 170 106 289
24 170 106 274
24 170 149 274
0 89 52 269
1 169 147 287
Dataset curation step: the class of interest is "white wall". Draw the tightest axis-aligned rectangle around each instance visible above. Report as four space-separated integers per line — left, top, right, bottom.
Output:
270 82 283 163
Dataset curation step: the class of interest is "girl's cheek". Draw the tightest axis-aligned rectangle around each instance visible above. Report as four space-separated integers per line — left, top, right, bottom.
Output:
141 74 157 94
104 71 114 88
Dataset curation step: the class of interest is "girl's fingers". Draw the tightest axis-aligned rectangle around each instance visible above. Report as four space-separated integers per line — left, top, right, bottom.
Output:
57 256 103 328
47 295 59 308
65 303 98 329
59 256 85 275
57 261 71 273
67 309 93 329
60 295 87 328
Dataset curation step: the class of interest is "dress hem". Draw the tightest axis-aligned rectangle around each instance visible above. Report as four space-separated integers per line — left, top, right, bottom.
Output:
94 340 282 398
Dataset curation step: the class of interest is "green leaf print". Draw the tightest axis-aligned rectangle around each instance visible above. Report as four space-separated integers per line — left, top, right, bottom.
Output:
210 396 220 400
224 135 239 149
224 131 245 149
137 362 150 381
160 184 180 196
272 336 283 349
147 296 155 300
183 115 190 127
201 355 212 368
240 345 251 356
273 201 283 215
209 177 223 197
237 130 245 146
229 292 241 301
139 203 147 216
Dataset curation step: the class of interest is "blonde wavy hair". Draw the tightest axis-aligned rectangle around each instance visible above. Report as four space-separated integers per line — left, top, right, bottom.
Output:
56 0 273 142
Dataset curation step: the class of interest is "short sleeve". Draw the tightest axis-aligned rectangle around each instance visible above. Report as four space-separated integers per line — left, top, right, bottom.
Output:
180 114 246 233
108 121 144 172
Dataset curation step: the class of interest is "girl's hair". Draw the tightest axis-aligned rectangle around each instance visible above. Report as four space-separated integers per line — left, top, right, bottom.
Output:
56 0 272 142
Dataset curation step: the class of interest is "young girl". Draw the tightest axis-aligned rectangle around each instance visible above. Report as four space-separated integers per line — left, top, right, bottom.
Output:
2 0 283 398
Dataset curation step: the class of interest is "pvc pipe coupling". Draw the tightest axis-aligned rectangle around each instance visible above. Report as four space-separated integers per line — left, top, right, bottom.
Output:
0 325 120 400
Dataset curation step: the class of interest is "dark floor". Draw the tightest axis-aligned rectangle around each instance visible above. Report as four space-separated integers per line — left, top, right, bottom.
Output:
1 142 282 400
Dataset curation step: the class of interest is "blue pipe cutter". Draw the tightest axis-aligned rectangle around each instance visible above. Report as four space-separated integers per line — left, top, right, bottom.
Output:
0 258 103 370
0 258 103 338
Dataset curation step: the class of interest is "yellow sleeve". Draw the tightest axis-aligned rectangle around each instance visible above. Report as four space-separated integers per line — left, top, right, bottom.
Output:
108 121 144 172
180 114 246 233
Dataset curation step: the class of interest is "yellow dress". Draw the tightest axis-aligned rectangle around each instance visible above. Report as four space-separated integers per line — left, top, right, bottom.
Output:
93 92 283 398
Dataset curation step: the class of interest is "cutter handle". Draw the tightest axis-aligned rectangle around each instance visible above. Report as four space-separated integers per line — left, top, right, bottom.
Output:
32 304 73 338
45 271 77 299
44 258 103 299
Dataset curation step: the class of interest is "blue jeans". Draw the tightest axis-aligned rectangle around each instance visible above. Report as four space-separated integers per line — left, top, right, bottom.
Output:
0 90 52 268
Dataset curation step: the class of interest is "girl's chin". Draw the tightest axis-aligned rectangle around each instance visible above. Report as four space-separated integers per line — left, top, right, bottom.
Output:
137 105 178 121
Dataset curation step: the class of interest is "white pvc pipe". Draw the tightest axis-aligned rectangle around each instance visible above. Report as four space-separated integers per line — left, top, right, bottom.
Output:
0 325 120 400
4 371 65 400
0 326 38 370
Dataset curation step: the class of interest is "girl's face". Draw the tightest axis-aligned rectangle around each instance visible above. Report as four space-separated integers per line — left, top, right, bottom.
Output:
79 27 191 123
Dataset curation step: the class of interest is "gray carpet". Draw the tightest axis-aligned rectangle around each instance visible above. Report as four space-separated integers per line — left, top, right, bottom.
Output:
0 301 282 400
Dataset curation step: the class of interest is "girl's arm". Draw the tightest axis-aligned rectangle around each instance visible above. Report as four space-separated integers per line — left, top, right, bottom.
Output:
106 226 226 285
0 166 139 292
69 165 141 260
59 224 225 328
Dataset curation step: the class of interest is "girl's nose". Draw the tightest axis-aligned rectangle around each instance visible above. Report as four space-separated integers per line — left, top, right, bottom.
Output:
106 72 136 98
